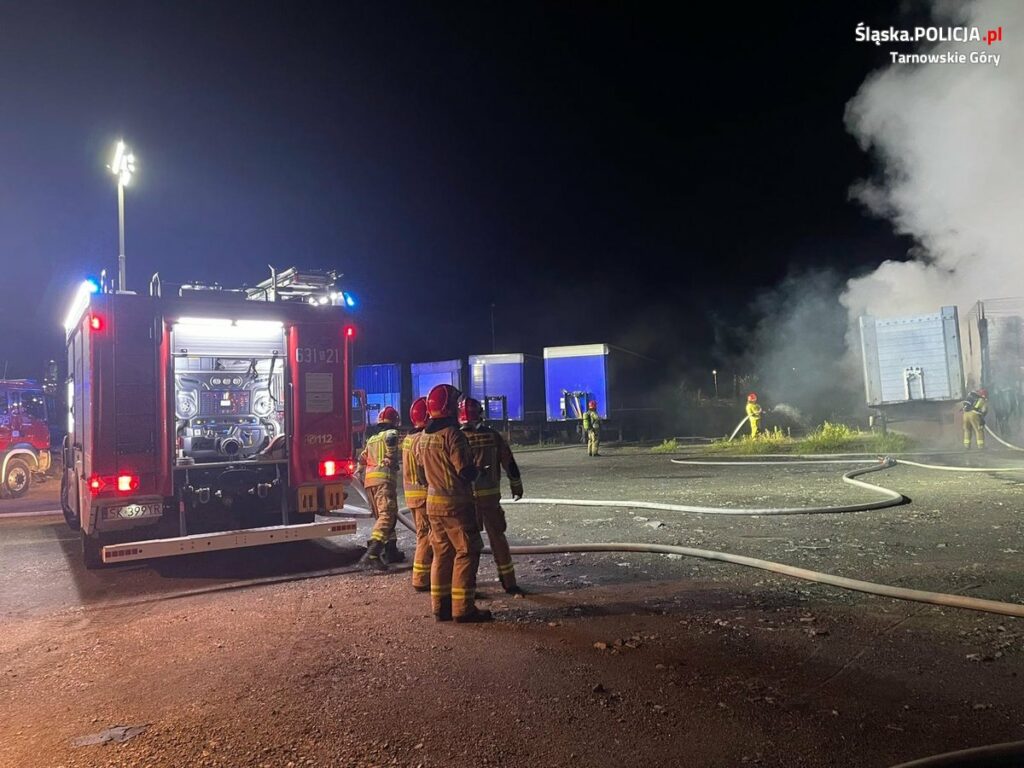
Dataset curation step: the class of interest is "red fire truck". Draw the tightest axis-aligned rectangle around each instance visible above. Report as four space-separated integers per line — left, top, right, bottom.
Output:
0 379 52 498
61 267 359 568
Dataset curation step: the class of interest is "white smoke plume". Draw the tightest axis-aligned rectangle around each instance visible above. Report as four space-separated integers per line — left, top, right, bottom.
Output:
842 0 1024 321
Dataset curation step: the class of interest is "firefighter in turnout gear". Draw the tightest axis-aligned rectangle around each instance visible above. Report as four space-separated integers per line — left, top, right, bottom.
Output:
414 384 490 623
458 397 525 594
962 388 989 449
746 393 763 437
357 405 403 569
403 397 432 591
582 399 601 456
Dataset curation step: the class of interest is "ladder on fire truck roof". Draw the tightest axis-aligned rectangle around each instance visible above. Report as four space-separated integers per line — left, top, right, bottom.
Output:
246 266 342 303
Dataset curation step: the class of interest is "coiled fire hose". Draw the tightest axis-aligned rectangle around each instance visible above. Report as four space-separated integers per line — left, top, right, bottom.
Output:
360 454 1024 620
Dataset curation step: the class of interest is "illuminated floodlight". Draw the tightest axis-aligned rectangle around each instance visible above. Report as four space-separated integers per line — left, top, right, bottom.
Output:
175 317 233 327
109 140 136 187
235 320 283 330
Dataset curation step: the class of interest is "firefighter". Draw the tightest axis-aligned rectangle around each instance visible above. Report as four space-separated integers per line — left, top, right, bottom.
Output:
414 384 491 623
357 405 403 569
582 399 601 457
459 397 525 595
962 387 989 449
746 393 763 437
403 397 432 591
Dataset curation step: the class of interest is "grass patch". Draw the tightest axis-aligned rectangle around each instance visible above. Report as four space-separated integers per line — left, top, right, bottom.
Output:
703 422 915 456
705 427 793 455
651 438 680 453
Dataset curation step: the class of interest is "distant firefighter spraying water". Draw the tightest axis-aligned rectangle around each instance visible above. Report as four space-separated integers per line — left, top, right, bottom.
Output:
962 388 989 450
745 393 763 436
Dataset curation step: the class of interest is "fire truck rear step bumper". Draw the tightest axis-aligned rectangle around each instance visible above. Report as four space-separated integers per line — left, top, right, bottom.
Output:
101 519 358 564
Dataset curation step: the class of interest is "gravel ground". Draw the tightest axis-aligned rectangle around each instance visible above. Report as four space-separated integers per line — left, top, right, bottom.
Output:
2 446 1024 767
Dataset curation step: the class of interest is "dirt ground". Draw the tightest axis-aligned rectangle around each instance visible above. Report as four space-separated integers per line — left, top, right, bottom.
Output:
2 447 1024 767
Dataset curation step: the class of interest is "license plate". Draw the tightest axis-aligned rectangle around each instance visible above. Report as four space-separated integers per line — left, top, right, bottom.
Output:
109 502 162 520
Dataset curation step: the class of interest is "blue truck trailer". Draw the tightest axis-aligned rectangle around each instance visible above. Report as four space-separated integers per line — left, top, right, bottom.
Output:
354 363 402 426
543 344 612 421
543 343 660 440
468 353 542 422
411 359 463 400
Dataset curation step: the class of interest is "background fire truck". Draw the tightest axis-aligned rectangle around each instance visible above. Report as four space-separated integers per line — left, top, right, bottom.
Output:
0 379 52 498
60 268 358 568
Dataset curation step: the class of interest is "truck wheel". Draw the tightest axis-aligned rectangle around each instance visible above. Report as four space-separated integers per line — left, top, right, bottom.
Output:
82 531 106 570
4 458 31 499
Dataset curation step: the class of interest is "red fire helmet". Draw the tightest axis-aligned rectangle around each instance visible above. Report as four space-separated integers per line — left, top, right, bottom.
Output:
377 406 400 426
747 392 758 402
409 397 429 428
977 388 988 398
587 400 597 411
458 397 483 424
427 384 462 419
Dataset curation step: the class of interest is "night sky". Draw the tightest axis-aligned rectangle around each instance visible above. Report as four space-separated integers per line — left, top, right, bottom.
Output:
0 2 921 382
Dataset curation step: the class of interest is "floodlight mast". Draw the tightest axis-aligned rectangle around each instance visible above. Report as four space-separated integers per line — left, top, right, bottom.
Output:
108 140 136 292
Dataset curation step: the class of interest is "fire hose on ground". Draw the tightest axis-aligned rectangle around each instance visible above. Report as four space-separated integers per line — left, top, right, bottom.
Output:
356 453 1024 620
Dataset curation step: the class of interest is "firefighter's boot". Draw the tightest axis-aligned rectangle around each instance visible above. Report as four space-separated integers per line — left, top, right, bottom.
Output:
434 597 453 622
453 607 493 624
362 539 387 570
384 539 406 564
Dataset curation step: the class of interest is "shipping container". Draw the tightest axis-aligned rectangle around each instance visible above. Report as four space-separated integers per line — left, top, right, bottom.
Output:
468 353 542 422
859 306 965 407
355 363 402 426
410 359 463 400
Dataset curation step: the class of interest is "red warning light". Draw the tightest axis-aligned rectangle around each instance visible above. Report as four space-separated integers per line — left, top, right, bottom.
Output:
319 460 339 478
344 325 356 339
89 314 104 331
88 476 105 494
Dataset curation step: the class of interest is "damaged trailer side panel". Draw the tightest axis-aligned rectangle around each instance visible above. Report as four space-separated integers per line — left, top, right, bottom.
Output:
859 306 965 406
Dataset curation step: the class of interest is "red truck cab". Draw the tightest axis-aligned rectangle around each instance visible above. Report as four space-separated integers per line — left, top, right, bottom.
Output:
0 380 52 498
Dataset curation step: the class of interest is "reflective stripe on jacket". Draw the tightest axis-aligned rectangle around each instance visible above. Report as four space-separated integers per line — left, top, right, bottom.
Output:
462 424 523 499
582 410 601 431
746 402 762 418
414 419 476 516
402 430 427 507
360 427 399 487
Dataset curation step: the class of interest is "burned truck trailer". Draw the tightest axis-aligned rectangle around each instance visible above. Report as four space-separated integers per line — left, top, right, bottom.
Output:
858 306 965 431
60 270 358 568
964 299 1024 438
